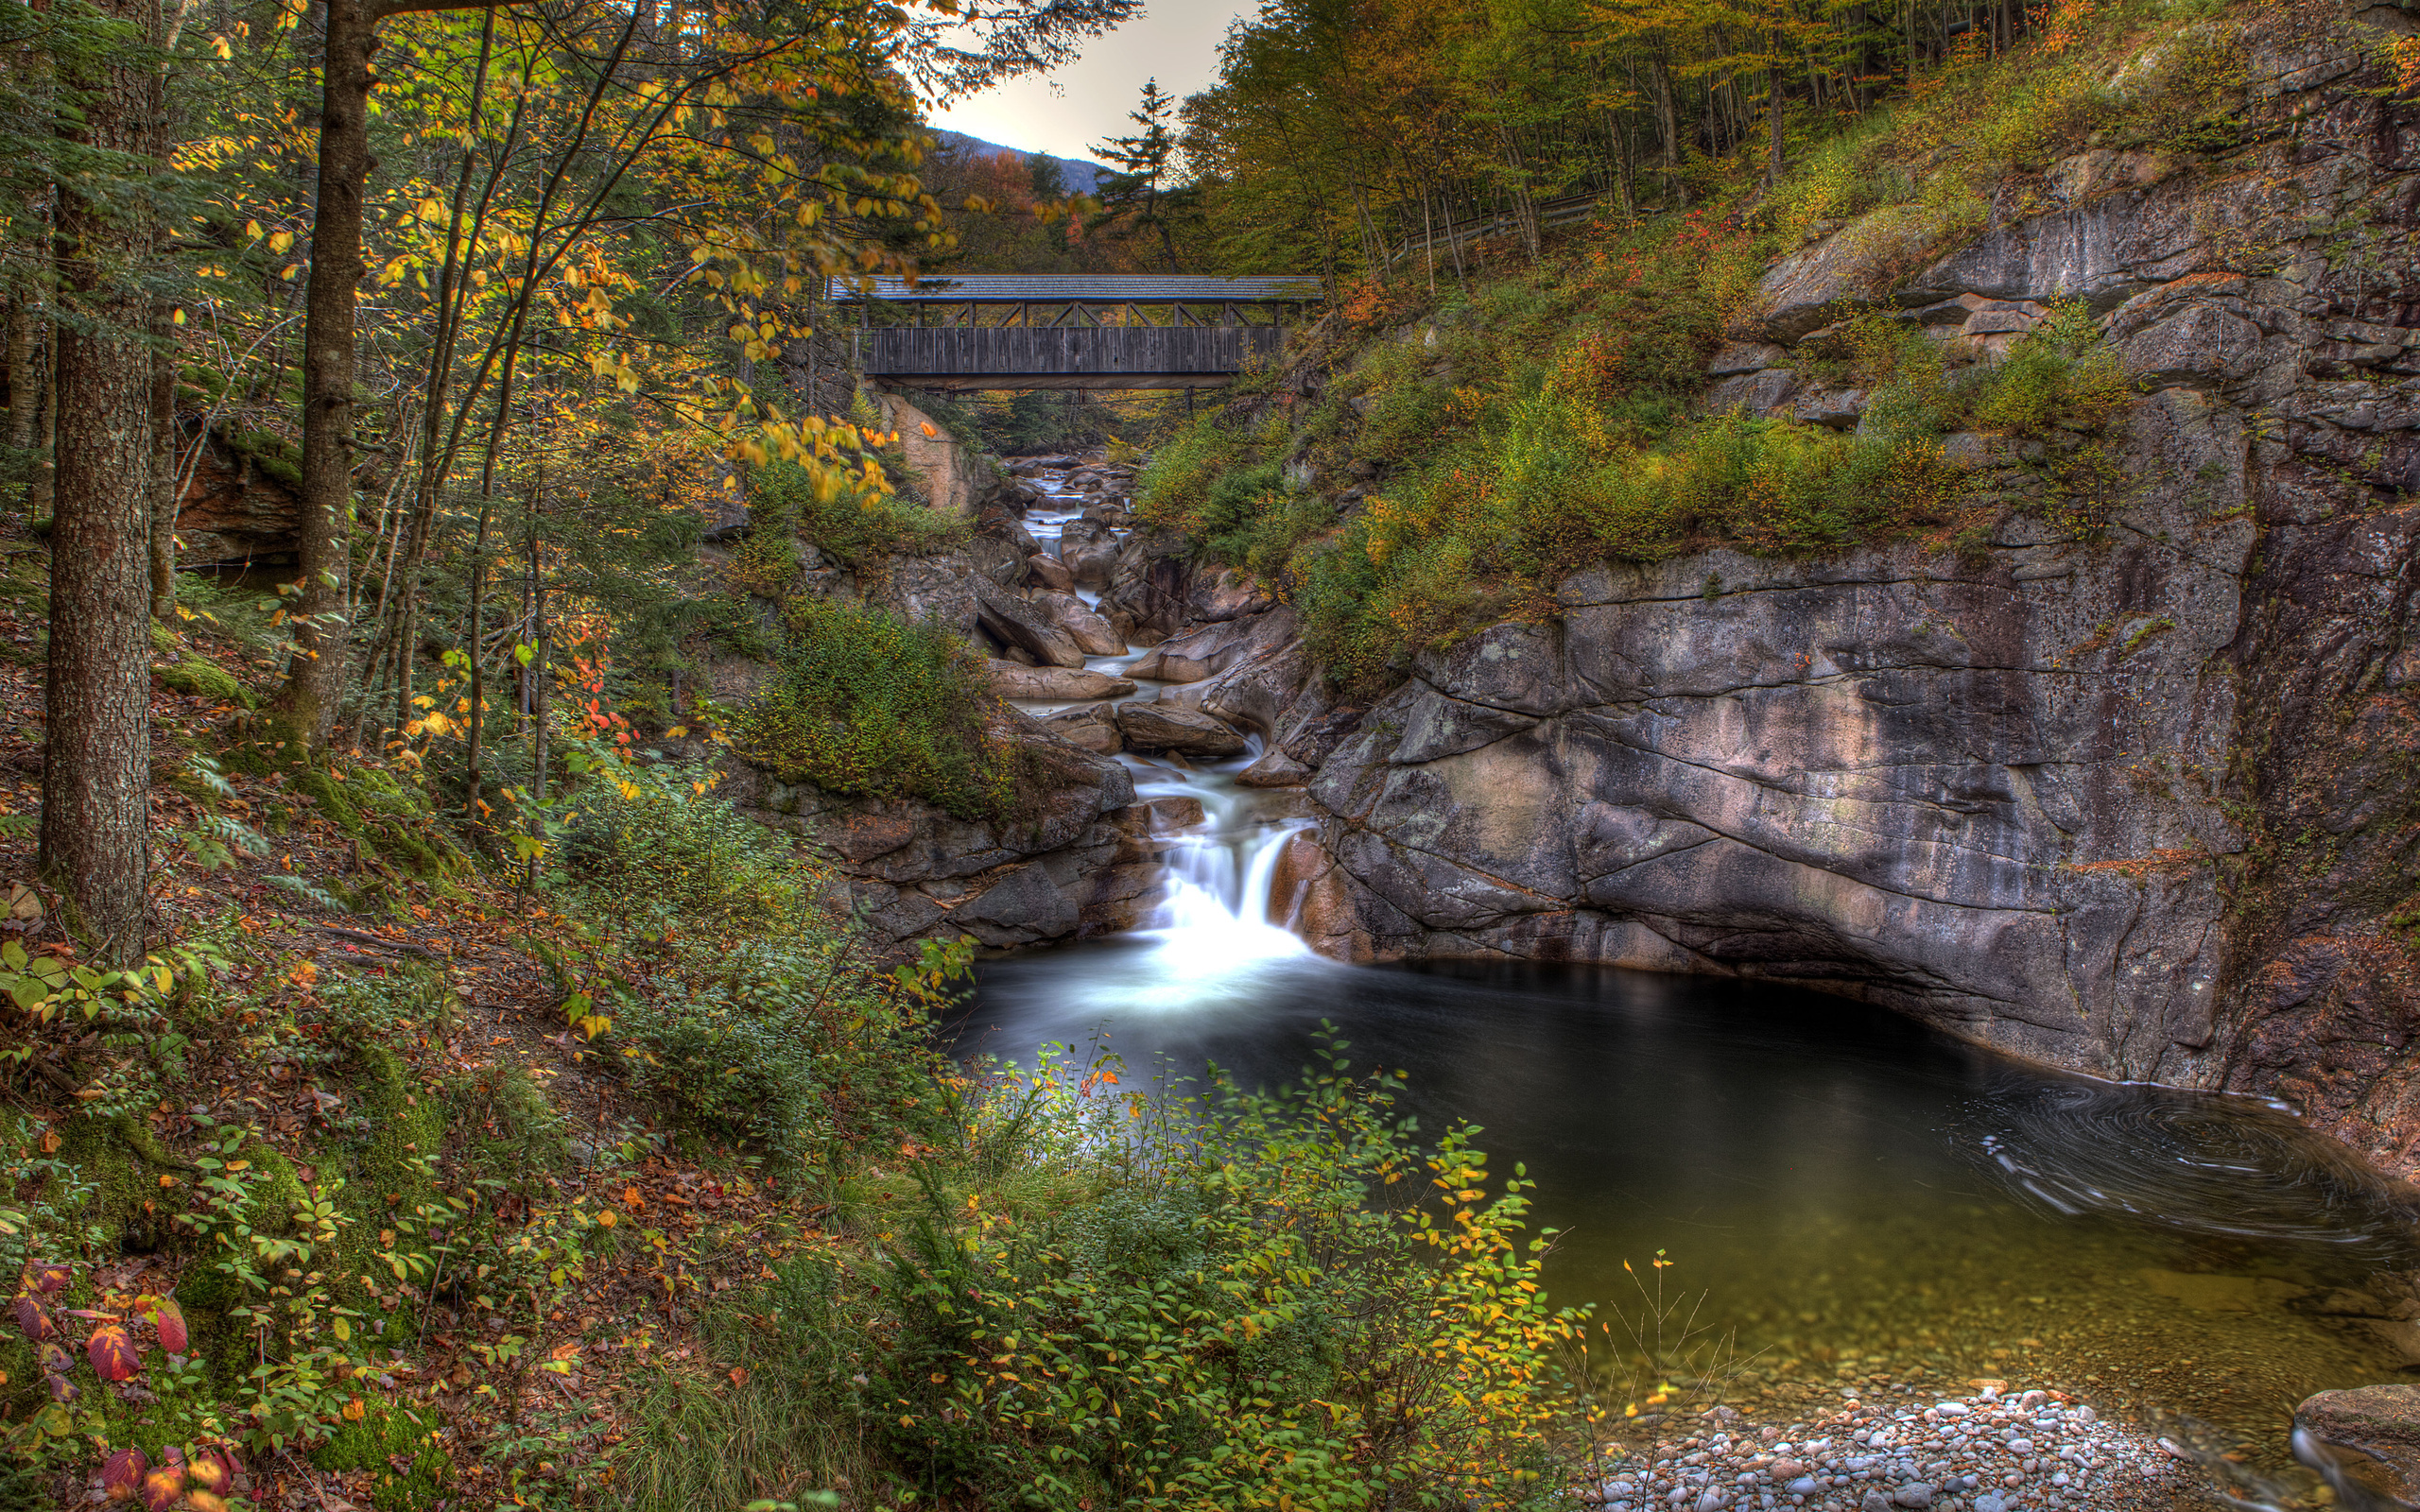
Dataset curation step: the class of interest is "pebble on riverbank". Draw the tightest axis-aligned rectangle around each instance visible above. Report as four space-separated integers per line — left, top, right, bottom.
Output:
1582 1383 2196 1512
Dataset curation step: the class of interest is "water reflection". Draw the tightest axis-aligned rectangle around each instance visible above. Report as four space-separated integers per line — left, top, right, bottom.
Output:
958 954 2418 1444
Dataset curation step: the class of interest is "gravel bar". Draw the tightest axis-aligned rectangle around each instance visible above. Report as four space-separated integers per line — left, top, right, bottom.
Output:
1583 1383 2201 1511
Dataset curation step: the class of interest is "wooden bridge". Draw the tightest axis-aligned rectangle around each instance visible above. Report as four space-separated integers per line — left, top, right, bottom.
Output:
831 275 1322 391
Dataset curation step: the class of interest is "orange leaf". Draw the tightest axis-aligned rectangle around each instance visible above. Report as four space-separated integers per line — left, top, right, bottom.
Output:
87 1321 140 1382
729 1366 749 1386
139 1464 184 1512
188 1444 239 1493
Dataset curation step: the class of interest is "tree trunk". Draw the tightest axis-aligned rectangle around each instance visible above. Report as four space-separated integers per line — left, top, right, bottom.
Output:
28 325 55 520
5 287 35 511
1768 35 1787 187
270 0 378 750
149 306 177 618
1651 55 1683 207
42 0 162 966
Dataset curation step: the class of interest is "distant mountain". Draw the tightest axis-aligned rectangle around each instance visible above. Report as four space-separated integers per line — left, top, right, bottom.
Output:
930 129 1110 195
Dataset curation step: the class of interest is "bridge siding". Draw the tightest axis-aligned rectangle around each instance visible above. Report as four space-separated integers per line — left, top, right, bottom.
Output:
859 325 1286 380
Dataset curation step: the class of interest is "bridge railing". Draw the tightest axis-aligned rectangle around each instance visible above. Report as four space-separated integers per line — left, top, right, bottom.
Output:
856 323 1287 389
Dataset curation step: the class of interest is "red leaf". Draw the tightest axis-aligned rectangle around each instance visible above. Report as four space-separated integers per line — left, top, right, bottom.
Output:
139 1464 185 1512
46 1372 78 1403
24 1263 69 1295
100 1446 147 1501
86 1322 139 1382
187 1444 237 1493
10 1296 50 1341
143 1296 187 1355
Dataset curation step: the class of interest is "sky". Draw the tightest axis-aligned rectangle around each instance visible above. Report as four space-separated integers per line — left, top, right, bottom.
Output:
925 2 1253 167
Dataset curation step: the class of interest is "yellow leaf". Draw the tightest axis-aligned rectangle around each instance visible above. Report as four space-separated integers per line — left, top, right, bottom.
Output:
268 230 294 253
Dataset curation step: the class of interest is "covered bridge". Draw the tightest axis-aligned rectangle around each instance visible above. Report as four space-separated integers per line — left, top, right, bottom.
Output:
831 275 1322 390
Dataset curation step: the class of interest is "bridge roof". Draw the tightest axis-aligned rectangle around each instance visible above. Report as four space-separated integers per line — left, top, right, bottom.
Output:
827 274 1322 304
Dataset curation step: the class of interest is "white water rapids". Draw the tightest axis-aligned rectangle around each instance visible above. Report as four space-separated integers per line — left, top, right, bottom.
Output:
1004 456 1328 1011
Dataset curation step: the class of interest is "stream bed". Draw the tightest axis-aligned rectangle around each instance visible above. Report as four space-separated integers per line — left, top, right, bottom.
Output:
961 454 2420 1469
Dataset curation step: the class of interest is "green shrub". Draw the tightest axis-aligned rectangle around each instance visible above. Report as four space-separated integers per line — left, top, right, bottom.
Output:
607 934 945 1158
562 761 814 936
712 1037 1581 1511
1970 301 2132 435
1137 415 1253 534
728 599 1013 821
746 456 966 574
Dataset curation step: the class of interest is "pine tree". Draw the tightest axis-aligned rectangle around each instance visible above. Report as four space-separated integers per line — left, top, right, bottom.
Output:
1093 78 1188 271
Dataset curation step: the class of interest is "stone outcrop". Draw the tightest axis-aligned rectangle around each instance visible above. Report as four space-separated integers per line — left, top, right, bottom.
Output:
173 425 302 566
732 706 1143 950
1115 702 1250 759
872 391 989 518
1249 11 2420 1177
978 662 1135 701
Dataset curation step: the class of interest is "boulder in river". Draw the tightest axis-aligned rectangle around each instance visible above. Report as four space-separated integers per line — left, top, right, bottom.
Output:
2296 1384 2420 1503
1129 608 1297 684
1026 553 1075 591
1032 590 1125 656
1040 701 1122 754
980 663 1135 701
1097 528 1193 644
1235 747 1313 788
1115 702 1249 759
972 577 1087 668
1058 516 1123 588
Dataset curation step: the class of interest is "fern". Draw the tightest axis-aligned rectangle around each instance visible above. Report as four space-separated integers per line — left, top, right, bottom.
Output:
263 873 350 914
184 752 239 803
179 814 269 872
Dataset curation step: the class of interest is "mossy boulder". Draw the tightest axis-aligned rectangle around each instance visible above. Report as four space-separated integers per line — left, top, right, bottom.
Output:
159 657 257 708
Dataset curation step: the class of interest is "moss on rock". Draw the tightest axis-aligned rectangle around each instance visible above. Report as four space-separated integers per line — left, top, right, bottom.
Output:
159 658 257 708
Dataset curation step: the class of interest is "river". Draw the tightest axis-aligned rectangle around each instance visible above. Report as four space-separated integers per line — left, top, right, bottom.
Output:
964 455 2419 1467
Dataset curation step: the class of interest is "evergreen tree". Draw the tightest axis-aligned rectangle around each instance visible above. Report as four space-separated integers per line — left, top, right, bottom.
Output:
1093 77 1191 270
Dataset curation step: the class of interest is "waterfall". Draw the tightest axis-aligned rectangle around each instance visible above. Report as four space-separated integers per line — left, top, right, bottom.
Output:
1126 753 1311 972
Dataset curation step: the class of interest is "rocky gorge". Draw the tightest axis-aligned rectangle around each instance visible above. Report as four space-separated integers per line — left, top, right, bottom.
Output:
1197 10 2420 1189
683 10 2420 1495
722 6 2420 1179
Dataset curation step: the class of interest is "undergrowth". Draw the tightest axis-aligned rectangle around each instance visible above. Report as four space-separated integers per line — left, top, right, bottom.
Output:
1149 248 2134 690
726 597 1016 820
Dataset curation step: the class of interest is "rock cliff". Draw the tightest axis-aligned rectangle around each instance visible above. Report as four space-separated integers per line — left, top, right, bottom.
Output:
1252 8 2420 1175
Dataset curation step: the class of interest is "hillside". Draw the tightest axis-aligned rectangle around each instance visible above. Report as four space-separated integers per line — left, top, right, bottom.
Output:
928 129 1110 194
1128 0 2420 1175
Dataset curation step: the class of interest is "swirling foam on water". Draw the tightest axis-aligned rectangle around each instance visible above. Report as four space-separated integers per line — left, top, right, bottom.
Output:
1965 1072 2420 1256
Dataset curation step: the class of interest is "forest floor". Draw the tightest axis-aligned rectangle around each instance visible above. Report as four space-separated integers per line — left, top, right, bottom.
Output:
0 561 873 1509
